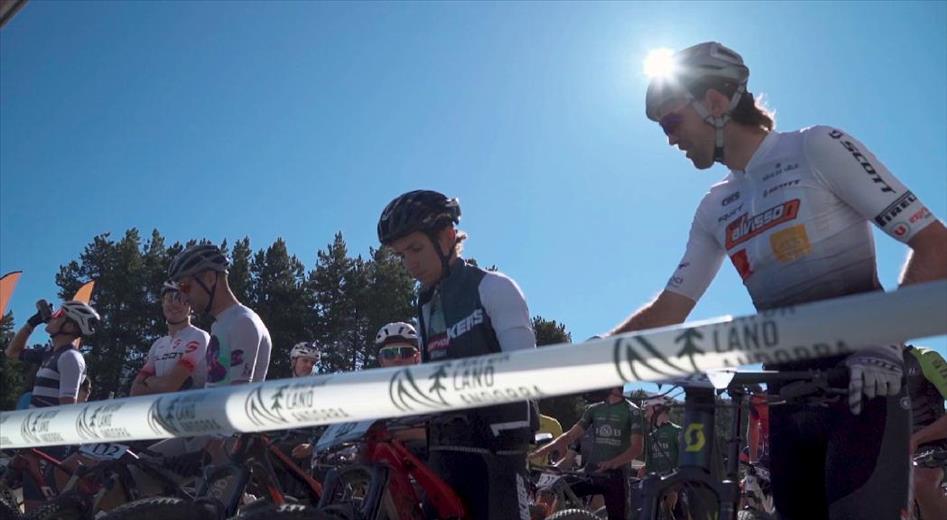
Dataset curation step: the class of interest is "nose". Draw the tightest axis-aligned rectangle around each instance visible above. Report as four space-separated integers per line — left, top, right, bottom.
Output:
667 133 679 146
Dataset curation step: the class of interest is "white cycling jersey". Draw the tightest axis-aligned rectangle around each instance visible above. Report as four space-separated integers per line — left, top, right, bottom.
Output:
205 303 272 387
666 126 936 311
139 324 209 390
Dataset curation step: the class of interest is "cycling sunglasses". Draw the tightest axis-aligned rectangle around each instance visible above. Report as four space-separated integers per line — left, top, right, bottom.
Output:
379 346 418 360
50 307 66 319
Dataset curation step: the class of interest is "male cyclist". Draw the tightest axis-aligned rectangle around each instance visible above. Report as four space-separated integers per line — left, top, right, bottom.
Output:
608 41 947 519
531 387 644 520
375 321 421 368
290 341 320 377
4 299 99 511
905 345 947 519
640 396 682 514
130 281 209 396
378 190 537 520
168 243 272 387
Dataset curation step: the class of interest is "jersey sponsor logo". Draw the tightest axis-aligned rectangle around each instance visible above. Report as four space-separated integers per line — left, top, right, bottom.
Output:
426 333 450 359
770 225 811 263
725 199 801 249
892 222 910 238
730 249 753 280
874 191 918 228
762 179 800 198
828 129 896 193
155 351 185 362
909 207 931 224
761 161 799 181
447 309 485 339
667 276 684 289
718 204 743 223
722 191 740 206
184 341 200 353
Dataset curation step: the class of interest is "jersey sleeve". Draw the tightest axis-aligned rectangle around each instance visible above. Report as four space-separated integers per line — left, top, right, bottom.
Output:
479 271 536 352
57 350 86 399
578 404 595 431
628 403 644 435
226 315 267 385
664 202 725 301
803 126 937 243
138 340 159 378
177 331 208 374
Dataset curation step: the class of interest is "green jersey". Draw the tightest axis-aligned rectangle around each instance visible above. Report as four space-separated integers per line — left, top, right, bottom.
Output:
644 421 681 475
578 398 643 468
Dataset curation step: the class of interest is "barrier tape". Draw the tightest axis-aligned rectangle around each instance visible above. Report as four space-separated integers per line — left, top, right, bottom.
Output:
2 281 945 449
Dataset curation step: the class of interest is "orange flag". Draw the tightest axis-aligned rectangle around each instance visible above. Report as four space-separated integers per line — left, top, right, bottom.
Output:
0 271 23 316
72 280 95 304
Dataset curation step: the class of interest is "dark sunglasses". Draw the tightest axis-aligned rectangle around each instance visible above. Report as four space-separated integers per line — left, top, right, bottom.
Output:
659 112 685 136
51 308 66 319
379 346 418 360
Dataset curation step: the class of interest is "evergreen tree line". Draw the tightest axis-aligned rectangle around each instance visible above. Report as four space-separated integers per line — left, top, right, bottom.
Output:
0 228 587 426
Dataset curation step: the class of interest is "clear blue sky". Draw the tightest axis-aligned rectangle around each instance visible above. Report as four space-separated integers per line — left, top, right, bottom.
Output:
2 2 945 391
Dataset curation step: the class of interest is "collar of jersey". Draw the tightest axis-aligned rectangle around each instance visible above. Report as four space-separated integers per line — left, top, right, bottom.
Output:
731 130 781 177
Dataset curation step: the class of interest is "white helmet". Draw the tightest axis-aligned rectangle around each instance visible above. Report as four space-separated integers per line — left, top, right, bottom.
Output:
60 301 101 337
290 341 320 361
160 280 181 297
645 42 750 163
375 322 419 347
643 395 674 409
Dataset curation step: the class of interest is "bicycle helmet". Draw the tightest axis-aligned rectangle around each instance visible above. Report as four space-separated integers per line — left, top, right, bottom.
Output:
168 244 230 281
59 300 101 337
160 280 181 297
375 322 419 347
377 190 461 246
290 341 320 361
645 42 750 162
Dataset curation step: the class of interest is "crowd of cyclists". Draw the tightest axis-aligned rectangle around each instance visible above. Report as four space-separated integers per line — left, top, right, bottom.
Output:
2 41 946 520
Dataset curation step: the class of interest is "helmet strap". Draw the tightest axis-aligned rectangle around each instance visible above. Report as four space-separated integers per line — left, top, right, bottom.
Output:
425 229 456 283
689 83 746 164
194 272 219 316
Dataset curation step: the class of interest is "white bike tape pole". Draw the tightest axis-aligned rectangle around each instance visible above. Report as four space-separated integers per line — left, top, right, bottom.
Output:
2 281 945 449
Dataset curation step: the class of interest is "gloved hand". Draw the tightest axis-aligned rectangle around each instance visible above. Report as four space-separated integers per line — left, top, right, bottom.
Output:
844 345 903 415
26 299 52 328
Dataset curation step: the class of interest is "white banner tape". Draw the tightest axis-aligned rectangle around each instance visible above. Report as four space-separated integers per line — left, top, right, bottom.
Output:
2 281 945 449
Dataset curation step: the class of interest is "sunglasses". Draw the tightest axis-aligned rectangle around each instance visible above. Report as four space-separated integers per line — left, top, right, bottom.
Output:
379 346 418 360
51 308 65 319
659 112 685 136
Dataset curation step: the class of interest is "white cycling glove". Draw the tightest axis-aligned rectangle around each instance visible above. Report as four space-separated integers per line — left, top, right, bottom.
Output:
843 344 903 415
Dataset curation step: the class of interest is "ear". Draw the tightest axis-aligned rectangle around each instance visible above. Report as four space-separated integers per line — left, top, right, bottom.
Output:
702 88 731 118
438 227 457 255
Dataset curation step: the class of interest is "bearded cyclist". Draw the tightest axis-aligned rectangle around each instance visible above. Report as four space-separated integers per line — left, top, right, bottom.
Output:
130 281 209 395
378 190 537 520
606 41 947 520
904 344 947 519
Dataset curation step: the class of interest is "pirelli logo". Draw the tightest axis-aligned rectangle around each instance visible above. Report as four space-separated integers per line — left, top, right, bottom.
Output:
874 191 917 228
726 199 801 249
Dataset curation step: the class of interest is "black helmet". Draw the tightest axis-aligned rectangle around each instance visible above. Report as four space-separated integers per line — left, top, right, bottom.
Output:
377 190 461 245
168 244 230 281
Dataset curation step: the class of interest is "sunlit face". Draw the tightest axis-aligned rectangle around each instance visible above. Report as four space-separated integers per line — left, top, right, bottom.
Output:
655 97 715 170
162 291 191 324
292 356 317 377
388 229 453 288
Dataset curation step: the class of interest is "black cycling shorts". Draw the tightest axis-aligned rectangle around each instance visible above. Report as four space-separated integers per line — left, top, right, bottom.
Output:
426 449 529 520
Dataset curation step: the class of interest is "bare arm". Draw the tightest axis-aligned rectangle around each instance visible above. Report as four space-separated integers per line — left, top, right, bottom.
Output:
131 364 193 396
5 325 34 359
532 423 586 459
609 290 696 336
900 222 947 286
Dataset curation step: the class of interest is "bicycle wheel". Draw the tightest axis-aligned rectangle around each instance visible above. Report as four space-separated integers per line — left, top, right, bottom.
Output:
23 494 86 520
546 509 601 520
235 503 338 519
97 496 207 520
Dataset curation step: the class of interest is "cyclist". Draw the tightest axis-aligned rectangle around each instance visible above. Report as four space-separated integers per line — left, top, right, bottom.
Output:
375 321 421 368
607 41 947 519
168 243 272 387
530 386 644 520
4 299 99 511
290 341 320 377
378 190 537 520
640 395 681 513
904 344 947 519
130 281 209 396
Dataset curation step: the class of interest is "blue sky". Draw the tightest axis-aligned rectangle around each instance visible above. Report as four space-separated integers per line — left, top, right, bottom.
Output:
2 2 945 390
